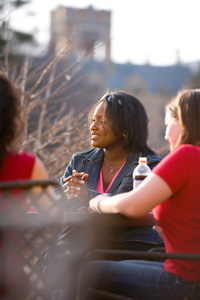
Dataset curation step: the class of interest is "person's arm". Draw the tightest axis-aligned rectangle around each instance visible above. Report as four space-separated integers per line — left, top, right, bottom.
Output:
31 157 48 180
89 172 172 218
30 157 56 210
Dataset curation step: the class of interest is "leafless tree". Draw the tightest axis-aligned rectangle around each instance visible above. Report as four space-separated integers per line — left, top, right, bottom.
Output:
0 38 92 179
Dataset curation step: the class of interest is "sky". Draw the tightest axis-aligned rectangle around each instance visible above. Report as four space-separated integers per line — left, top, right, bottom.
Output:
9 0 200 66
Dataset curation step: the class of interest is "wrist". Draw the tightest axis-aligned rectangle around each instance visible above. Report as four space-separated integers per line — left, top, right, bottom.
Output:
96 198 104 213
90 197 104 213
90 194 109 213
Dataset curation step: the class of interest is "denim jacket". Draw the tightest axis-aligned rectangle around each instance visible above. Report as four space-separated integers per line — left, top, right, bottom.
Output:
61 147 162 199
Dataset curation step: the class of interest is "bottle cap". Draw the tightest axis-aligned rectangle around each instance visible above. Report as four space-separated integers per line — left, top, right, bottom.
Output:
139 157 147 163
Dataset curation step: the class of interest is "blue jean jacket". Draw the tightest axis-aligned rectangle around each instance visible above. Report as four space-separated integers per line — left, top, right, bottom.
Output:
61 148 164 249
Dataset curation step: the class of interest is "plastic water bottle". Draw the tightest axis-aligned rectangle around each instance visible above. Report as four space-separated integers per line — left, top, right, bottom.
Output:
133 157 151 189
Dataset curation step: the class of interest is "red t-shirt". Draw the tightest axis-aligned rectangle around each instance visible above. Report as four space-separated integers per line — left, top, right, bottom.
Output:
153 144 200 282
0 151 35 181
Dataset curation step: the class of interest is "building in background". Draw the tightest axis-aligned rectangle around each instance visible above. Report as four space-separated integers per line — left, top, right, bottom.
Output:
49 5 191 93
50 5 111 62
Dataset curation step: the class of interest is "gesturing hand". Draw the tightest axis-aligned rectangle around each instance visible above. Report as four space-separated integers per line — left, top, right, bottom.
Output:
62 170 89 204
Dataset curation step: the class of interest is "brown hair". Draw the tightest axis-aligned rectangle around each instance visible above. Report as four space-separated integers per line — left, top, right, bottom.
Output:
166 89 200 146
165 98 178 120
0 73 23 168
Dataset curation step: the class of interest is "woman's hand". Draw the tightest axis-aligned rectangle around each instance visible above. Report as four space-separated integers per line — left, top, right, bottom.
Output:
62 170 90 203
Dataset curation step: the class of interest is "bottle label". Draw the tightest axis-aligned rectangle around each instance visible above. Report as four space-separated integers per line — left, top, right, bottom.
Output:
133 179 143 189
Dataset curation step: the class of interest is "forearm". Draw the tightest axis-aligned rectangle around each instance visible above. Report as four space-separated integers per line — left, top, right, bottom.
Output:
90 192 130 215
89 194 157 226
90 173 172 218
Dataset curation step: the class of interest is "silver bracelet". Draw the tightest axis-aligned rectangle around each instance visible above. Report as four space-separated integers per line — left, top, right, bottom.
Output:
96 198 104 213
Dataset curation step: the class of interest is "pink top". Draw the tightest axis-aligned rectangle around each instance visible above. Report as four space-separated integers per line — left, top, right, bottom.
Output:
96 162 125 193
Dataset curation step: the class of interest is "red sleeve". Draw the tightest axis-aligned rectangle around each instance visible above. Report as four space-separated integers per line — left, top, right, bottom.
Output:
153 145 191 193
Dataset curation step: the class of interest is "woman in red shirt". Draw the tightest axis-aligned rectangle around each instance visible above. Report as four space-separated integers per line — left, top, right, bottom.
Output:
0 73 48 182
87 89 200 300
0 73 50 298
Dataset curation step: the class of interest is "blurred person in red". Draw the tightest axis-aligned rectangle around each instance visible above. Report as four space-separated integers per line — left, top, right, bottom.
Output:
0 73 50 298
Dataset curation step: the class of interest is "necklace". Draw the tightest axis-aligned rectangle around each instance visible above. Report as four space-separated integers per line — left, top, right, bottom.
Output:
104 158 124 174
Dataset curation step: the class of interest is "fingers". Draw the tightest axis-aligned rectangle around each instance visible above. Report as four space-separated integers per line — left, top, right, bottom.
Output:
62 174 84 197
81 173 89 181
63 175 74 183
63 181 82 193
63 183 81 199
66 193 79 199
62 170 89 201
63 170 88 183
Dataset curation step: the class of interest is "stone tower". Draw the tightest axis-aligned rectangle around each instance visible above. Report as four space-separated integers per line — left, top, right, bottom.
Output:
49 5 111 62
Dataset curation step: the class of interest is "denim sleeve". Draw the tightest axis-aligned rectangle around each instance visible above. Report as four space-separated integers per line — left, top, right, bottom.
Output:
148 158 162 171
60 158 74 184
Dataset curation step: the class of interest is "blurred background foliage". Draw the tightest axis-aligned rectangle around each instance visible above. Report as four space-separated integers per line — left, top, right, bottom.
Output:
0 1 36 56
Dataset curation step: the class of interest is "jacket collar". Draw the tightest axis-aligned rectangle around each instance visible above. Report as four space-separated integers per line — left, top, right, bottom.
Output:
85 148 104 162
